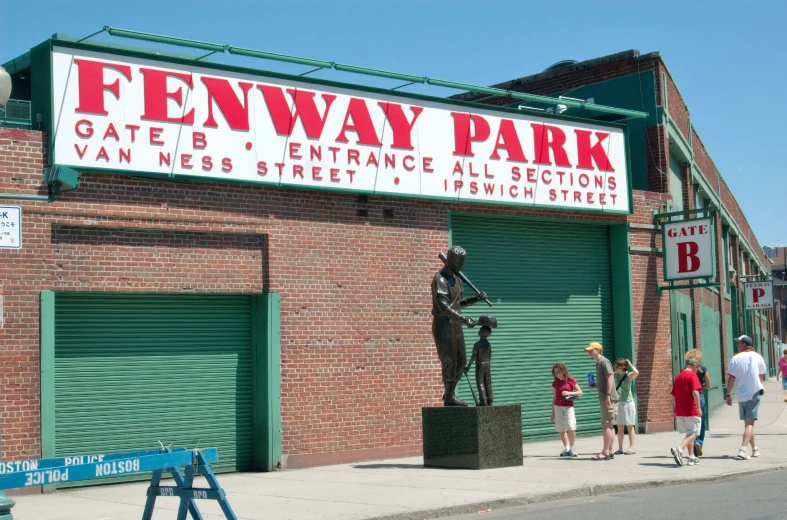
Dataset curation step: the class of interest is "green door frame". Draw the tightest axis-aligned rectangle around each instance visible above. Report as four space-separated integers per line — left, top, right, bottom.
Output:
39 291 282 485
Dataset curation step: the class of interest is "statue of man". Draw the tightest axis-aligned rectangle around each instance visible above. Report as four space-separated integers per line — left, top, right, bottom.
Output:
431 246 487 406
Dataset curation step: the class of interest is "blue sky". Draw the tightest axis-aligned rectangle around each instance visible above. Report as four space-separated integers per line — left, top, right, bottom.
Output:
3 0 785 247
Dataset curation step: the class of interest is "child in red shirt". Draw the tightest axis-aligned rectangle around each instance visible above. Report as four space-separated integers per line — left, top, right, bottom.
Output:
551 363 583 457
669 359 703 466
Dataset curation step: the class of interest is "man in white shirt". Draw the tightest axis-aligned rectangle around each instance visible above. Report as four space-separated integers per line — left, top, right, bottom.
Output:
725 335 766 460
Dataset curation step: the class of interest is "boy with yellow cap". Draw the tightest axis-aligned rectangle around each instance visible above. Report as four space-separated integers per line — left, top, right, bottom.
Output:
585 342 618 460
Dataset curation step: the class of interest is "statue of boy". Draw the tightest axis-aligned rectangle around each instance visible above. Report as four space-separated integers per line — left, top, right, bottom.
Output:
467 322 494 406
431 246 487 406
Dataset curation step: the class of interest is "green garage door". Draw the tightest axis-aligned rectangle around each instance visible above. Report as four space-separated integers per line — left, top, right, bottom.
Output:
451 215 615 440
699 305 723 408
54 293 253 483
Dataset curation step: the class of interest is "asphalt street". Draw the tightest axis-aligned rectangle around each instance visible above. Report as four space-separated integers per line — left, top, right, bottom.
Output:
443 469 787 520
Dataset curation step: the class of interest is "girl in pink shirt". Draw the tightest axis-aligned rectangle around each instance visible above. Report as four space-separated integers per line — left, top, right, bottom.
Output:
777 348 787 402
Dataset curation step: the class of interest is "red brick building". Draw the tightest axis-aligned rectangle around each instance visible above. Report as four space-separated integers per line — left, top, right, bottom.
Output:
0 33 774 481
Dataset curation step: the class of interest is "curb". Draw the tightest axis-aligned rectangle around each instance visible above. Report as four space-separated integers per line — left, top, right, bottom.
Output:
369 464 787 520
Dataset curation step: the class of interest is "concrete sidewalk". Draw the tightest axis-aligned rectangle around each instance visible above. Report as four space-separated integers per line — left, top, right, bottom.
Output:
12 380 787 520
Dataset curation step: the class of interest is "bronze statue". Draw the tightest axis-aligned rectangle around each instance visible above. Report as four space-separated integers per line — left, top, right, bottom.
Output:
466 315 497 406
431 246 489 407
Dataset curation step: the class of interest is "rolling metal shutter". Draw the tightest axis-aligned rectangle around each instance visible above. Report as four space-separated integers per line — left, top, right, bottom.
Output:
54 293 253 484
451 215 614 440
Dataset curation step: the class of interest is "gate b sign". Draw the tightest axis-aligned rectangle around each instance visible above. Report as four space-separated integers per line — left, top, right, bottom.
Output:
744 282 774 310
662 218 714 281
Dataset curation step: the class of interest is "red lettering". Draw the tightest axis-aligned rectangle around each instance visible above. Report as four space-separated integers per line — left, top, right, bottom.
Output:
579 174 589 188
257 161 268 175
293 165 304 179
140 68 195 124
483 183 495 195
532 124 571 167
328 147 340 162
511 166 521 181
549 189 557 201
575 130 614 171
119 148 131 163
470 181 478 195
275 163 285 176
454 180 464 192
159 152 171 166
202 156 213 171
312 166 323 180
330 168 340 182
348 149 361 165
608 176 617 190
489 119 527 162
222 158 233 173
290 142 302 159
366 152 379 167
74 59 132 115
150 127 164 146
677 241 701 273
527 168 537 183
75 119 93 138
202 78 253 131
452 161 464 175
523 186 534 198
95 146 109 162
181 154 193 169
336 98 382 146
595 175 604 188
193 132 207 150
125 124 139 142
75 144 88 158
310 145 322 161
600 193 607 205
542 170 552 184
452 113 490 156
469 162 480 177
509 185 518 197
347 169 356 183
403 155 415 171
384 153 395 169
423 157 434 173
573 191 582 203
587 192 594 204
379 103 423 149
258 87 336 138
753 288 765 303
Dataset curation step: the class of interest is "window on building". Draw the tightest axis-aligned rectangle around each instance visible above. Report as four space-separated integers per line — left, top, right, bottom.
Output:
723 227 731 298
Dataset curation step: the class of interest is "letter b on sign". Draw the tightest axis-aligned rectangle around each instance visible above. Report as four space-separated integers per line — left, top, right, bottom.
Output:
676 241 700 273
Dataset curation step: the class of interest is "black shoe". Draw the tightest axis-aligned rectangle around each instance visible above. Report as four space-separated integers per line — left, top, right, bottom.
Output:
444 394 469 407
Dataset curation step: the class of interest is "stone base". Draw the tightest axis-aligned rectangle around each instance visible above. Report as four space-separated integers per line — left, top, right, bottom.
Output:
422 405 523 469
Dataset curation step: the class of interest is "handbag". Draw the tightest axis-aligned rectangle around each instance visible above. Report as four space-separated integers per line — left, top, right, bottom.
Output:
615 373 628 392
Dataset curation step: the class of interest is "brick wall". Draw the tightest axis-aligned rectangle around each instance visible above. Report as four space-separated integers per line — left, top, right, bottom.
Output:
627 190 673 432
1 128 633 469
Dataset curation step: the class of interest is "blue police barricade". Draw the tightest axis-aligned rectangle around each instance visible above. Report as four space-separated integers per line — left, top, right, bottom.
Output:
0 447 237 520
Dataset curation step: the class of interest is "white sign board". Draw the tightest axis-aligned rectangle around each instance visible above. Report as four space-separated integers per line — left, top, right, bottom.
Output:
662 218 714 281
50 46 630 213
744 282 774 310
0 206 21 249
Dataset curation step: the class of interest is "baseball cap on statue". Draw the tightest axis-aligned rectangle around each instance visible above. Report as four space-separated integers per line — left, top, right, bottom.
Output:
584 342 603 352
734 335 753 346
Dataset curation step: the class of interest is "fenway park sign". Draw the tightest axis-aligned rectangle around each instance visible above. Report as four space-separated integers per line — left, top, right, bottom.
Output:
51 46 630 212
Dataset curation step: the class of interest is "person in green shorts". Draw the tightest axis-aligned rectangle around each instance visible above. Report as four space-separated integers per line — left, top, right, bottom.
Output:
613 358 639 455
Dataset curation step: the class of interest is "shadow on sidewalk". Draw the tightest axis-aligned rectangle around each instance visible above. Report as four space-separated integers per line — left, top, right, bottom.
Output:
352 463 425 470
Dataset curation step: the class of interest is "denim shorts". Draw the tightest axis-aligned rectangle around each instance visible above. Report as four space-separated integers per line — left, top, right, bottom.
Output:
782 378 787 391
739 395 761 420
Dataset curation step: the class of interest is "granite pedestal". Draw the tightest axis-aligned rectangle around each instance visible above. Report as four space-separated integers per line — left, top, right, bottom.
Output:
422 405 523 469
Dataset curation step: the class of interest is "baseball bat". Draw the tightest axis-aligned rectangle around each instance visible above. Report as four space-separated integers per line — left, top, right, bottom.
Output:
438 252 493 307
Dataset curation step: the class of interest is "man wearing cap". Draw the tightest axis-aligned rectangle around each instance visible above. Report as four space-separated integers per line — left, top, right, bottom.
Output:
585 342 618 460
725 335 766 460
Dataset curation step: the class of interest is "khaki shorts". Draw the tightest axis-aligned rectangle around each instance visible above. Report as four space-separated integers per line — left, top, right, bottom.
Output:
676 416 701 436
554 405 576 432
600 400 618 424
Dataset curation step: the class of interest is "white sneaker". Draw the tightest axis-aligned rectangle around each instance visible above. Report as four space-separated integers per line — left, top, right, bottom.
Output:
687 457 696 466
671 447 683 466
559 447 570 457
569 446 578 457
752 448 760 458
737 449 750 460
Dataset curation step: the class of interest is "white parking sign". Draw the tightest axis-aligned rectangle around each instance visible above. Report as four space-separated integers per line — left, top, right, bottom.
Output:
0 206 22 249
